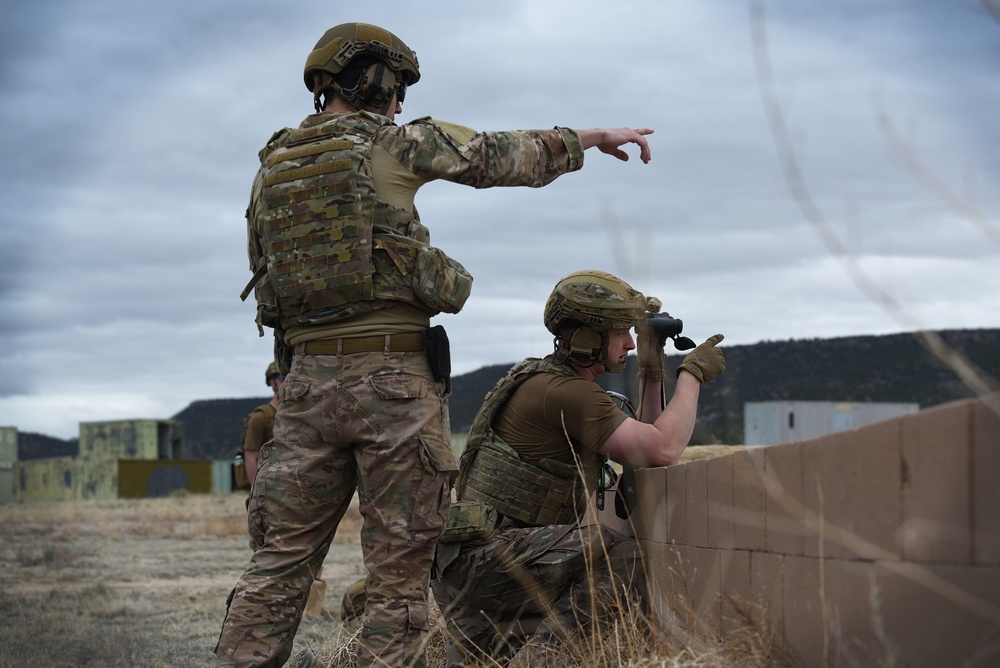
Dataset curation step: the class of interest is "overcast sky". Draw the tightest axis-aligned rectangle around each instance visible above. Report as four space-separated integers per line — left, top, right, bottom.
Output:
1 0 997 439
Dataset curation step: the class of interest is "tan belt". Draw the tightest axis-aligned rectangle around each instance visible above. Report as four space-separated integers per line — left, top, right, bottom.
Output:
294 331 425 356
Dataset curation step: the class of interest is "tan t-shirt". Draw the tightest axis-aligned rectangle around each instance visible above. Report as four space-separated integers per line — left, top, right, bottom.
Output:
492 373 627 465
242 403 277 453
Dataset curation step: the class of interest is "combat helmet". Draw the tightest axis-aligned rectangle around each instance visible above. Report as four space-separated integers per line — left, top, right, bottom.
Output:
265 362 282 385
544 270 646 371
304 22 419 114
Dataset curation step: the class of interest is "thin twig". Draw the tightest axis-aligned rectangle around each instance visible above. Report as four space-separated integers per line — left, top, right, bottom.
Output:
748 0 999 418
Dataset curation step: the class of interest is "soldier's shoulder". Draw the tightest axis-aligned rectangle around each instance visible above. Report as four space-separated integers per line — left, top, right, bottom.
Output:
429 118 478 144
249 403 273 419
256 125 300 161
395 116 478 145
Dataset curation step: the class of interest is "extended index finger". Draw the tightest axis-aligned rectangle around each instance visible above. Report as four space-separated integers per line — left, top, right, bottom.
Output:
635 128 653 163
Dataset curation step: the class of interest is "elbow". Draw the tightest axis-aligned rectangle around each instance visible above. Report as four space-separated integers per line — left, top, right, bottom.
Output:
645 449 680 468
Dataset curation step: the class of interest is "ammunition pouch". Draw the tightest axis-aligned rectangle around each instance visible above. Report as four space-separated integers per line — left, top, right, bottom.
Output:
233 460 251 491
439 500 498 544
412 246 473 315
274 328 293 376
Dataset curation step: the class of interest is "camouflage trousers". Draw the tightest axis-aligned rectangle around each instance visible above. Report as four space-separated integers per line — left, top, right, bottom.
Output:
215 349 456 668
431 521 646 667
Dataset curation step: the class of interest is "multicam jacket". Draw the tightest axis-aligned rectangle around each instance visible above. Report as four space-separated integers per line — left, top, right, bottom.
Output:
243 111 585 336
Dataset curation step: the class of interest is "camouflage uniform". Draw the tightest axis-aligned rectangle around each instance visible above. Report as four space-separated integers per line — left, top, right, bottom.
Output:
216 113 586 668
431 358 646 667
434 520 642 667
217 351 450 666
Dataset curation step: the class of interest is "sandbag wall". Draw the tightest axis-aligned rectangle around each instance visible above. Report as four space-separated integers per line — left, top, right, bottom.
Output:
629 394 1000 667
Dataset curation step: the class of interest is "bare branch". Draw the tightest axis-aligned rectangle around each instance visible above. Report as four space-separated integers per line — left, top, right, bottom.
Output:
748 0 999 414
982 0 1000 24
875 98 1000 250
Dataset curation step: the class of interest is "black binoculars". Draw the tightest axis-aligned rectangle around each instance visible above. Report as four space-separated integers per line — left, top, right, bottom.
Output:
645 312 696 351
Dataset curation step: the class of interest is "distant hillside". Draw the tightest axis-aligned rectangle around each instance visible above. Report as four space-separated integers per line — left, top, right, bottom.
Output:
172 397 270 461
125 328 1000 460
447 328 1000 444
689 328 999 443
17 432 79 460
450 363 513 431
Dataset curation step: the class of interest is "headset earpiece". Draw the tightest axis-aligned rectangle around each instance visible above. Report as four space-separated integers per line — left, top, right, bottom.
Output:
568 328 602 361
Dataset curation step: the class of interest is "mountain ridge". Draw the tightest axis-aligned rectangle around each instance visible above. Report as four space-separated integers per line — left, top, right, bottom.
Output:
16 328 999 460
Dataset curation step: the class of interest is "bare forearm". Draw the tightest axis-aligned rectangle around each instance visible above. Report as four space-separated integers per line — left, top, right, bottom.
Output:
601 370 702 467
244 450 259 482
636 377 664 424
649 371 702 464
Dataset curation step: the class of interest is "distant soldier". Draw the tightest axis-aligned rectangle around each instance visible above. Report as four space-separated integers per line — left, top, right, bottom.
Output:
432 270 726 666
235 362 283 491
217 21 654 668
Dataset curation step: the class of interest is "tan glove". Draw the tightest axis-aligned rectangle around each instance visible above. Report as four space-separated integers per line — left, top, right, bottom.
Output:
636 296 665 382
676 334 726 383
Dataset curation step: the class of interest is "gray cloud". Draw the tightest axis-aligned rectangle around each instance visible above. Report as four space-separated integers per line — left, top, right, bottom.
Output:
1 0 997 438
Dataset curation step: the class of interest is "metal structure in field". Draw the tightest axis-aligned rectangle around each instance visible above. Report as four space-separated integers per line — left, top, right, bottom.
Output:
8 419 235 502
743 400 919 446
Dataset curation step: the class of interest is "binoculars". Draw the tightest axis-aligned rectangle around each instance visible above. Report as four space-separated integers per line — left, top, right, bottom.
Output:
645 312 696 351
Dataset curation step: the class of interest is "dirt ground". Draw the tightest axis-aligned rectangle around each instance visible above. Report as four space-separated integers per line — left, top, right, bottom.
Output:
0 446 751 668
0 493 366 668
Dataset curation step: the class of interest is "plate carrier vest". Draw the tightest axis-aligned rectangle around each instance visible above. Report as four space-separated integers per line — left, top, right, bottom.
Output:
247 112 469 330
457 356 606 527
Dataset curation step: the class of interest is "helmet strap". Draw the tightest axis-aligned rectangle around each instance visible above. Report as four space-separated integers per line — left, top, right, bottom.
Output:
314 85 334 113
601 329 627 372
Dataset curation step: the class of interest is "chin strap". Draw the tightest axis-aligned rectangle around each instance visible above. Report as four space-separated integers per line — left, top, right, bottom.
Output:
601 347 626 373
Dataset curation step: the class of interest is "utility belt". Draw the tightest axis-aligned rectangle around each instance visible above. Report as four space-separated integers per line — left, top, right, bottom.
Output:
293 326 451 382
293 332 425 355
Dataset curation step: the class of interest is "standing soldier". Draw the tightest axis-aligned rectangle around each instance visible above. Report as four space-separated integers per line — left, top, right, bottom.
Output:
216 22 655 668
235 362 283 492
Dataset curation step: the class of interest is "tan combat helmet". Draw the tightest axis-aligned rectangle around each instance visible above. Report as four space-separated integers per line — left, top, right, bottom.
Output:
304 22 420 114
265 362 281 385
543 270 646 371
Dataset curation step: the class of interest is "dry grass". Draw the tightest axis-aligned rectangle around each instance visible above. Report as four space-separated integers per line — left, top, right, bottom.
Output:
679 444 748 464
0 493 365 668
317 588 783 668
0 491 780 668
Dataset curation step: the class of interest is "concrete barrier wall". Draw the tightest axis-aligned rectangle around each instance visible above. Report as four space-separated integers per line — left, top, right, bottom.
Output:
629 395 1000 667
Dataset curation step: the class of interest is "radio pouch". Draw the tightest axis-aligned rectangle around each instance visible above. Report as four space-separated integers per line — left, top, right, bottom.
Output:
425 325 451 383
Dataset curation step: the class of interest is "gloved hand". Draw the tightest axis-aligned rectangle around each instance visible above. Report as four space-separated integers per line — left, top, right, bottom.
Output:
676 334 726 383
636 296 666 382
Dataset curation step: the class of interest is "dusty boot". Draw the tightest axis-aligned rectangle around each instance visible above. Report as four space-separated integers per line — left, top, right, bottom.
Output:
289 645 317 668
